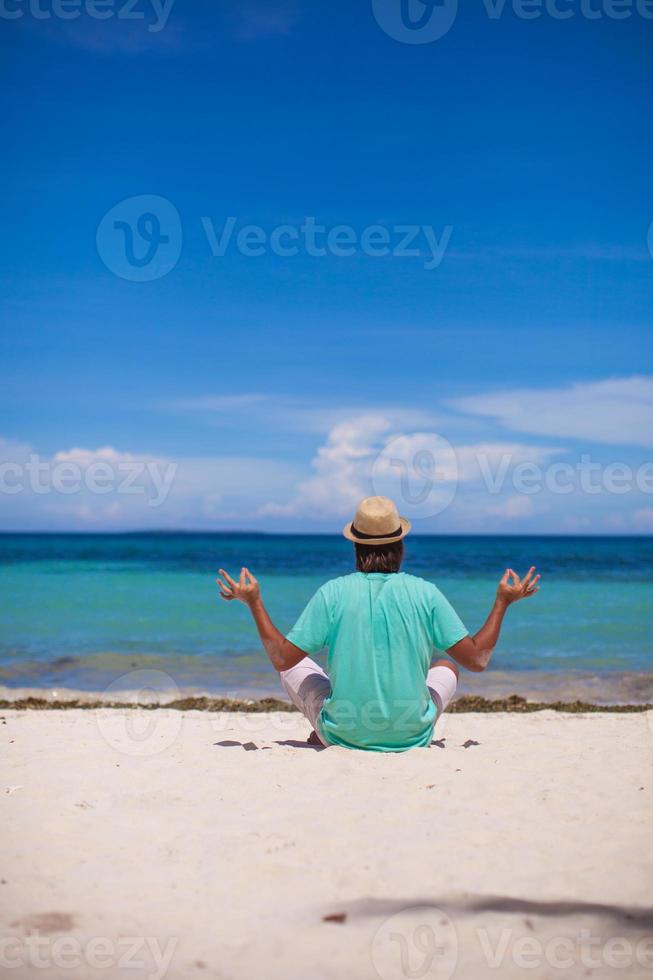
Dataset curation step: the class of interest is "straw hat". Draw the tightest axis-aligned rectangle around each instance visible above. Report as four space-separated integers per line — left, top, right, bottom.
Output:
342 496 411 546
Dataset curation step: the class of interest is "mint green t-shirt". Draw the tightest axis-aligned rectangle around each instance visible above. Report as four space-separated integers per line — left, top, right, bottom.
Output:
286 572 468 752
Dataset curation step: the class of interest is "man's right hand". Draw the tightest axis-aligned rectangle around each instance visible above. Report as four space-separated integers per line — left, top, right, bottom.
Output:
448 566 540 673
496 567 540 605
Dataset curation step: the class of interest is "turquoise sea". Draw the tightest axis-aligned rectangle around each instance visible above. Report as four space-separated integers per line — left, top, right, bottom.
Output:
1 533 652 699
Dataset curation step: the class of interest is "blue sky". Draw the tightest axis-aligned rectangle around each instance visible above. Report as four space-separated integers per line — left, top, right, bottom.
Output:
1 0 652 532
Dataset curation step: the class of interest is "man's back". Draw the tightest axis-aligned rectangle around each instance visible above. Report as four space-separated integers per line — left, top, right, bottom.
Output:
218 495 539 751
287 572 468 751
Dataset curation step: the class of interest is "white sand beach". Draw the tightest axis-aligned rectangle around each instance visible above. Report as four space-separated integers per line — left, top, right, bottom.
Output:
2 706 653 979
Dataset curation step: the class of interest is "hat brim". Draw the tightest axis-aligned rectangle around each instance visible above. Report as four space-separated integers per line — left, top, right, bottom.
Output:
342 516 412 546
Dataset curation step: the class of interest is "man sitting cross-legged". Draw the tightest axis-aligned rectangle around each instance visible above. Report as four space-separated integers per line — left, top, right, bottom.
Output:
217 496 539 752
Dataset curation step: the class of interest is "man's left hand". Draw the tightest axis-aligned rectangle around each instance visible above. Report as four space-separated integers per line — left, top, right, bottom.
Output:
217 567 260 606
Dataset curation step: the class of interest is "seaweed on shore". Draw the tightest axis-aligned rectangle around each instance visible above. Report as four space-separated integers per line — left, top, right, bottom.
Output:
0 694 651 713
449 694 652 713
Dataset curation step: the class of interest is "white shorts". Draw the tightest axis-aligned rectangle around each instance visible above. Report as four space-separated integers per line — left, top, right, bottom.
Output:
279 658 458 746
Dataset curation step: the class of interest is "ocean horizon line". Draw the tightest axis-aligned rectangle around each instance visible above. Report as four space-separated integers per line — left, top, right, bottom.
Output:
1 529 653 539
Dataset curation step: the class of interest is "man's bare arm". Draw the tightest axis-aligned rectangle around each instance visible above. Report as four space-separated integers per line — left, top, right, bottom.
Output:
217 567 306 672
447 567 540 673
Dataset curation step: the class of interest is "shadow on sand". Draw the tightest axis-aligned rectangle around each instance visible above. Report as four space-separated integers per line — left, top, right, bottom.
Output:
214 733 326 752
336 894 653 928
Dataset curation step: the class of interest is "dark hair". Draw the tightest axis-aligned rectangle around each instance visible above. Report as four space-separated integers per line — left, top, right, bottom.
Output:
354 540 404 574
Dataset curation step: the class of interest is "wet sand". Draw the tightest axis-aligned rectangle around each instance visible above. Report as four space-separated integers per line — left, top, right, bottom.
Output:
2 666 653 710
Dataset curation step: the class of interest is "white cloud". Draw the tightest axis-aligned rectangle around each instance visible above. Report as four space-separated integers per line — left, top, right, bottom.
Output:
293 405 442 436
53 446 159 465
450 376 653 448
260 414 388 517
375 435 561 485
4 380 653 533
487 495 536 519
0 440 305 531
260 415 561 520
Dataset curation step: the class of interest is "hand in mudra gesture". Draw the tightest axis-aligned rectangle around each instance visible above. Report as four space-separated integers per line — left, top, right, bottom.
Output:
217 567 260 606
497 566 540 605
